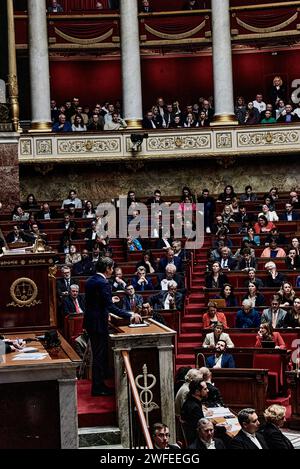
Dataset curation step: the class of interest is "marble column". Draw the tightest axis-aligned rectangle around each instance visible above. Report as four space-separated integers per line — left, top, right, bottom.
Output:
120 0 143 129
158 345 176 445
27 0 52 131
6 0 21 132
211 0 238 125
58 378 78 449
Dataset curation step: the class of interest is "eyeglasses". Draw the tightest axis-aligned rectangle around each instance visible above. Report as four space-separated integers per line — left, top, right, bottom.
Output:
157 433 170 438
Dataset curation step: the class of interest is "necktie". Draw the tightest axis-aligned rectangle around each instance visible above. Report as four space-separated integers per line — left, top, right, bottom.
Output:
130 298 135 311
65 279 70 290
272 312 278 329
74 298 81 314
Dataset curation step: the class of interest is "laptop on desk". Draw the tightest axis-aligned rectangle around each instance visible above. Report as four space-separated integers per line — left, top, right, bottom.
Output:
261 341 276 349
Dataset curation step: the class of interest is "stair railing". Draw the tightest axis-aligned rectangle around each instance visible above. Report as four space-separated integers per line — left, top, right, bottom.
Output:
121 350 153 449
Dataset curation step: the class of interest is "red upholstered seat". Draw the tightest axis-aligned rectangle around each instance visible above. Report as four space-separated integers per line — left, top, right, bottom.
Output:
230 333 256 347
253 353 283 396
64 314 84 342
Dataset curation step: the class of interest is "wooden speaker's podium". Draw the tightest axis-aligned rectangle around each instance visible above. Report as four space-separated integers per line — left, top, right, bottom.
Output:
0 252 80 449
110 319 176 448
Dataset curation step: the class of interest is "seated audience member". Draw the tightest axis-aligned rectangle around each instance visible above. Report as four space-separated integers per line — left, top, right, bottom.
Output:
87 113 104 131
140 0 153 13
205 261 229 289
278 282 296 307
95 1 103 9
104 112 127 130
52 114 72 132
258 203 279 222
38 202 57 220
6 225 27 244
233 239 255 261
73 249 95 276
243 227 260 246
62 189 82 209
131 266 154 291
48 0 63 12
264 261 286 288
202 301 228 329
260 405 294 449
291 237 300 256
202 322 234 349
254 215 275 234
189 418 226 450
172 240 188 263
183 0 200 9
245 101 260 124
22 193 38 211
206 340 236 368
56 265 79 300
236 299 261 329
150 280 183 311
277 104 299 123
63 284 86 316
240 185 257 202
285 247 300 270
237 248 257 271
242 282 265 308
65 244 81 266
261 110 276 124
122 285 143 312
255 323 286 349
261 238 286 258
283 297 300 328
72 114 87 132
280 202 300 221
151 423 180 450
289 191 300 210
12 205 29 222
253 93 267 114
198 111 210 127
261 295 287 328
140 302 166 325
135 250 156 274
110 266 127 292
158 248 183 273
158 264 185 293
217 283 237 307
212 215 229 237
230 408 268 449
181 379 209 445
175 368 203 417
244 268 264 289
146 189 165 206
82 200 96 219
265 227 287 247
221 204 235 226
218 247 237 271
235 96 247 125
217 185 236 204
199 367 224 408
127 235 143 251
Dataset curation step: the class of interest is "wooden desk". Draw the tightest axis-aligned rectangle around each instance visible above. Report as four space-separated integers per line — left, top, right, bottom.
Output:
0 332 80 449
286 371 300 430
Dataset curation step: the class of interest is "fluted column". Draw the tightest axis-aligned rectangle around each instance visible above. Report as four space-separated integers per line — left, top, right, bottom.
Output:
28 0 52 131
120 0 143 129
6 0 21 132
211 0 237 125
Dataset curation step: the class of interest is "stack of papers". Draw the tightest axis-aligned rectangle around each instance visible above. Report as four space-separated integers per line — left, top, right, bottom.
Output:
12 353 48 361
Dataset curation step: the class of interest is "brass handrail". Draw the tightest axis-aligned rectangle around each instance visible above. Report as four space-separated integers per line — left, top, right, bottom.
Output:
122 350 154 449
231 1 300 11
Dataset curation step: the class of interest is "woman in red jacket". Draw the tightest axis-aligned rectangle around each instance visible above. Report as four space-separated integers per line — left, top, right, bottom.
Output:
202 301 228 329
255 323 286 349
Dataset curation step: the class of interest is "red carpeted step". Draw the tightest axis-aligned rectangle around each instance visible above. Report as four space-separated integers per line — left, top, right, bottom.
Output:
181 323 203 333
77 380 117 428
179 333 201 341
178 342 201 354
176 354 194 366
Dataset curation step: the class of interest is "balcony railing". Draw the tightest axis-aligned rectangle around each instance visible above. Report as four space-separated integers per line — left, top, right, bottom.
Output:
19 123 300 164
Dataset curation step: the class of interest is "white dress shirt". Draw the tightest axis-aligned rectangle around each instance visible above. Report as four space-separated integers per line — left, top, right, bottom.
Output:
242 430 263 449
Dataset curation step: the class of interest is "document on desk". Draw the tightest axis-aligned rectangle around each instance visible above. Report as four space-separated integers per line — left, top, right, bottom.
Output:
207 407 233 417
12 352 48 361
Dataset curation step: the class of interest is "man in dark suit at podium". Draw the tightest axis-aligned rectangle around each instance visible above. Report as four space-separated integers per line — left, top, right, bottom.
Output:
84 257 142 396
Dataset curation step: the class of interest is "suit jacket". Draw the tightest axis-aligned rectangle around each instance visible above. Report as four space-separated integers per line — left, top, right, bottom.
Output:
158 273 186 293
37 209 58 220
261 308 287 328
158 257 183 273
206 353 235 369
181 396 204 445
122 294 143 312
259 423 294 449
279 211 300 221
237 258 257 271
56 277 79 299
150 291 183 311
230 430 268 449
84 274 131 334
189 437 226 450
131 275 154 291
203 382 224 407
203 332 234 349
63 294 86 316
219 257 237 271
48 4 63 12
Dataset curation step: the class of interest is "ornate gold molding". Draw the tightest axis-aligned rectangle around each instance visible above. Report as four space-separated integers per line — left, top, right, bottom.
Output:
54 27 113 45
126 119 143 130
7 277 41 308
210 114 239 126
145 20 206 40
29 122 52 132
235 12 298 34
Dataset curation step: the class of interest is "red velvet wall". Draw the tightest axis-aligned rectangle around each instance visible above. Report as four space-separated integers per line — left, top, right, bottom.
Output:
49 49 300 110
49 60 122 106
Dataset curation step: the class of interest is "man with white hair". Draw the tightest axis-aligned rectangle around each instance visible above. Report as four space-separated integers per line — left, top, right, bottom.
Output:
158 264 185 293
199 367 224 408
149 280 183 311
235 299 261 328
189 418 226 449
175 368 203 417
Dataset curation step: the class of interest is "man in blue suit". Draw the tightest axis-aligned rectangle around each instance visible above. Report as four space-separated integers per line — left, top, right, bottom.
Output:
158 248 183 273
84 257 141 396
206 340 235 369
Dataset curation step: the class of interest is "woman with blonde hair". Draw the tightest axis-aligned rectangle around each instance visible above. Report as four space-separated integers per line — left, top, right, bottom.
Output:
270 75 286 107
260 404 294 449
278 282 296 307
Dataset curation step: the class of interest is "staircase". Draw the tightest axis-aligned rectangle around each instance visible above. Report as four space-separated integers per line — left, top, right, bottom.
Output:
176 241 210 368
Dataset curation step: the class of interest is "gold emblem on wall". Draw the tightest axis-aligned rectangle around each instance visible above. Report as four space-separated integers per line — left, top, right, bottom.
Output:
7 278 42 308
